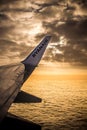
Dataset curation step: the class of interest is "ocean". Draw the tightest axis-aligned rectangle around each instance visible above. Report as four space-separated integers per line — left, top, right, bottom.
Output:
9 75 87 130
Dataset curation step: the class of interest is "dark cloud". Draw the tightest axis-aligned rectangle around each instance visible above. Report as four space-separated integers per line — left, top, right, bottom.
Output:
0 13 9 20
0 25 15 38
0 39 20 54
0 0 87 66
44 42 87 66
0 39 32 59
0 7 33 13
0 0 18 5
56 45 87 66
0 26 10 37
39 0 87 64
71 0 87 7
41 17 87 66
33 1 62 13
57 19 87 40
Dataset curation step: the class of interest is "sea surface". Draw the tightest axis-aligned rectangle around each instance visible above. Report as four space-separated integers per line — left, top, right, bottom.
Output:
9 75 87 130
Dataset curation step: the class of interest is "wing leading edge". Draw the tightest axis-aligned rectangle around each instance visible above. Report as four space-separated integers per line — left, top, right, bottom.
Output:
0 35 51 122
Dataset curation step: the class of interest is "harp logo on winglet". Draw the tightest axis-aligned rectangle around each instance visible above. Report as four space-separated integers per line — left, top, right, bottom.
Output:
32 39 48 58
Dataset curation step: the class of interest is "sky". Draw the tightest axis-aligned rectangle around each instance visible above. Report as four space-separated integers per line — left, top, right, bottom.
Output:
0 0 87 74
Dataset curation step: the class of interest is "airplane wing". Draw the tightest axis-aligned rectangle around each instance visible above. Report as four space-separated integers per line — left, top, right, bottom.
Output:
0 35 51 122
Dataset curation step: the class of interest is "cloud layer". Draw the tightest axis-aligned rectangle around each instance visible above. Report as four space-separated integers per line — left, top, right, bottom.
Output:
0 0 87 66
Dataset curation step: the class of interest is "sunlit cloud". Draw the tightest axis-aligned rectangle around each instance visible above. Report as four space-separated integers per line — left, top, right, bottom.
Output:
0 0 87 68
26 22 44 36
58 36 67 46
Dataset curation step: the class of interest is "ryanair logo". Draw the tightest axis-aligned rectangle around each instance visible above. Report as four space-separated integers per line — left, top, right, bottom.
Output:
32 39 48 58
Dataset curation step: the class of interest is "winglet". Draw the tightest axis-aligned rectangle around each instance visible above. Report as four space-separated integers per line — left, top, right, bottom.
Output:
22 35 51 66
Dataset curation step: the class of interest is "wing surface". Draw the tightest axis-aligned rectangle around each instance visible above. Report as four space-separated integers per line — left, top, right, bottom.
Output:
0 35 51 122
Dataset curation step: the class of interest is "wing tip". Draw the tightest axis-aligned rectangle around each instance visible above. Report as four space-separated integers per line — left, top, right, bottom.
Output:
22 35 52 66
